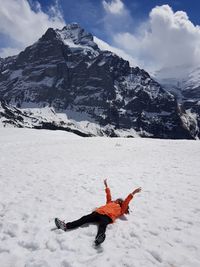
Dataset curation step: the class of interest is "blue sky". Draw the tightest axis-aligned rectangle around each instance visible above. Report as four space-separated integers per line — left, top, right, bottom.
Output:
1 0 200 73
36 0 200 42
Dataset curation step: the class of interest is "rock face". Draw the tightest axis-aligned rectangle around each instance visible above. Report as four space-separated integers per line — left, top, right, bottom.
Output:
0 99 94 137
0 57 4 67
0 23 196 139
155 66 200 138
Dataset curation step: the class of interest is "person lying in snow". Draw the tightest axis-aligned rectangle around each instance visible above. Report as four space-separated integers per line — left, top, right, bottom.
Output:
55 179 141 246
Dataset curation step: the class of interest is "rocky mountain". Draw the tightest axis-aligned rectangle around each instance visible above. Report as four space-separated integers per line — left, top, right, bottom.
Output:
0 99 95 137
155 66 200 138
0 57 3 66
0 99 140 137
154 66 200 100
181 67 200 100
0 23 197 139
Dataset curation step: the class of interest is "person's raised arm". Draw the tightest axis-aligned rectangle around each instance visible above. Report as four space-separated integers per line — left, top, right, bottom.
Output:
131 187 142 196
121 187 142 215
104 179 112 203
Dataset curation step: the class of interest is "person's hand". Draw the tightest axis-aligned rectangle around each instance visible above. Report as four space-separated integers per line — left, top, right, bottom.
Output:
104 179 108 188
132 187 142 195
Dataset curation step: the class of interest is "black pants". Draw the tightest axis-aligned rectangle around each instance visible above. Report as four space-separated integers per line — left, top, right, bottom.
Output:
66 212 112 238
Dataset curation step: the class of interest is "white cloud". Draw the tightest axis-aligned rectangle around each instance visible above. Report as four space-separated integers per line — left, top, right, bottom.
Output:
0 47 21 58
113 5 200 73
102 0 124 15
102 0 133 38
0 0 65 57
1 1 199 78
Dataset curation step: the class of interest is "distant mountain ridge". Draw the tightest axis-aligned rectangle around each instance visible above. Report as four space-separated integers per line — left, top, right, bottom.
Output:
0 23 198 139
155 66 200 138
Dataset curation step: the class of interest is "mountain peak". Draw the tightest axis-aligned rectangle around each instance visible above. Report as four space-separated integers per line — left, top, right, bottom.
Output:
0 23 198 139
56 23 98 50
41 27 57 41
62 22 81 30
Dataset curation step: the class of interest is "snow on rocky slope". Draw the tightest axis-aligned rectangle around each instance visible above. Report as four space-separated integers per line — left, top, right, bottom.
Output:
0 23 196 139
154 65 200 101
0 100 139 137
154 66 200 139
0 128 200 267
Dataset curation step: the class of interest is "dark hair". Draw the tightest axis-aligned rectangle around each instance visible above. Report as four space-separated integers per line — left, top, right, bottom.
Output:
116 198 130 214
116 198 123 205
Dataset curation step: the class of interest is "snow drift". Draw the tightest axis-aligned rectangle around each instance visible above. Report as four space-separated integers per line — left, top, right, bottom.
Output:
0 128 200 267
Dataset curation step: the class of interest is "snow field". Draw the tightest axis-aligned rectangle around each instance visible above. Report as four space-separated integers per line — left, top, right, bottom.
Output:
0 128 200 267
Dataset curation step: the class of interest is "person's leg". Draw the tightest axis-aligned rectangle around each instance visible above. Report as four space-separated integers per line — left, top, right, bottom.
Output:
66 212 99 229
96 214 112 236
95 214 112 245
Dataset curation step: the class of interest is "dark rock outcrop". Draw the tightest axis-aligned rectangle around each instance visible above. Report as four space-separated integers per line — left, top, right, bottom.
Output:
0 24 196 139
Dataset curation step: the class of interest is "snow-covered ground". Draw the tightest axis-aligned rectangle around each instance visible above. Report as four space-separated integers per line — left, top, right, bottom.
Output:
0 128 200 267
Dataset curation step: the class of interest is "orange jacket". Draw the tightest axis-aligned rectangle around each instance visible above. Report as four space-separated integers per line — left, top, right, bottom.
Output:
95 187 133 222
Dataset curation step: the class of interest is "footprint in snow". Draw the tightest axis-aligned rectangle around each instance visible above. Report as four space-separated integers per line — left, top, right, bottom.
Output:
174 226 182 231
148 250 163 263
149 230 159 236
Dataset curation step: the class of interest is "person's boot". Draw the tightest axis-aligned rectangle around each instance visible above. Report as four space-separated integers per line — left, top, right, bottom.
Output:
55 218 67 231
95 233 106 246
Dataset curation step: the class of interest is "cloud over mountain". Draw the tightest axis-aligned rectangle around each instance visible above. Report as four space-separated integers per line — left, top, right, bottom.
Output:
113 5 200 72
0 0 65 57
1 1 200 75
102 0 124 15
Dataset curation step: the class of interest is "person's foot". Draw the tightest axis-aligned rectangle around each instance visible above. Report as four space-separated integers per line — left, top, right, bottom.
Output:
55 218 67 231
95 233 106 246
